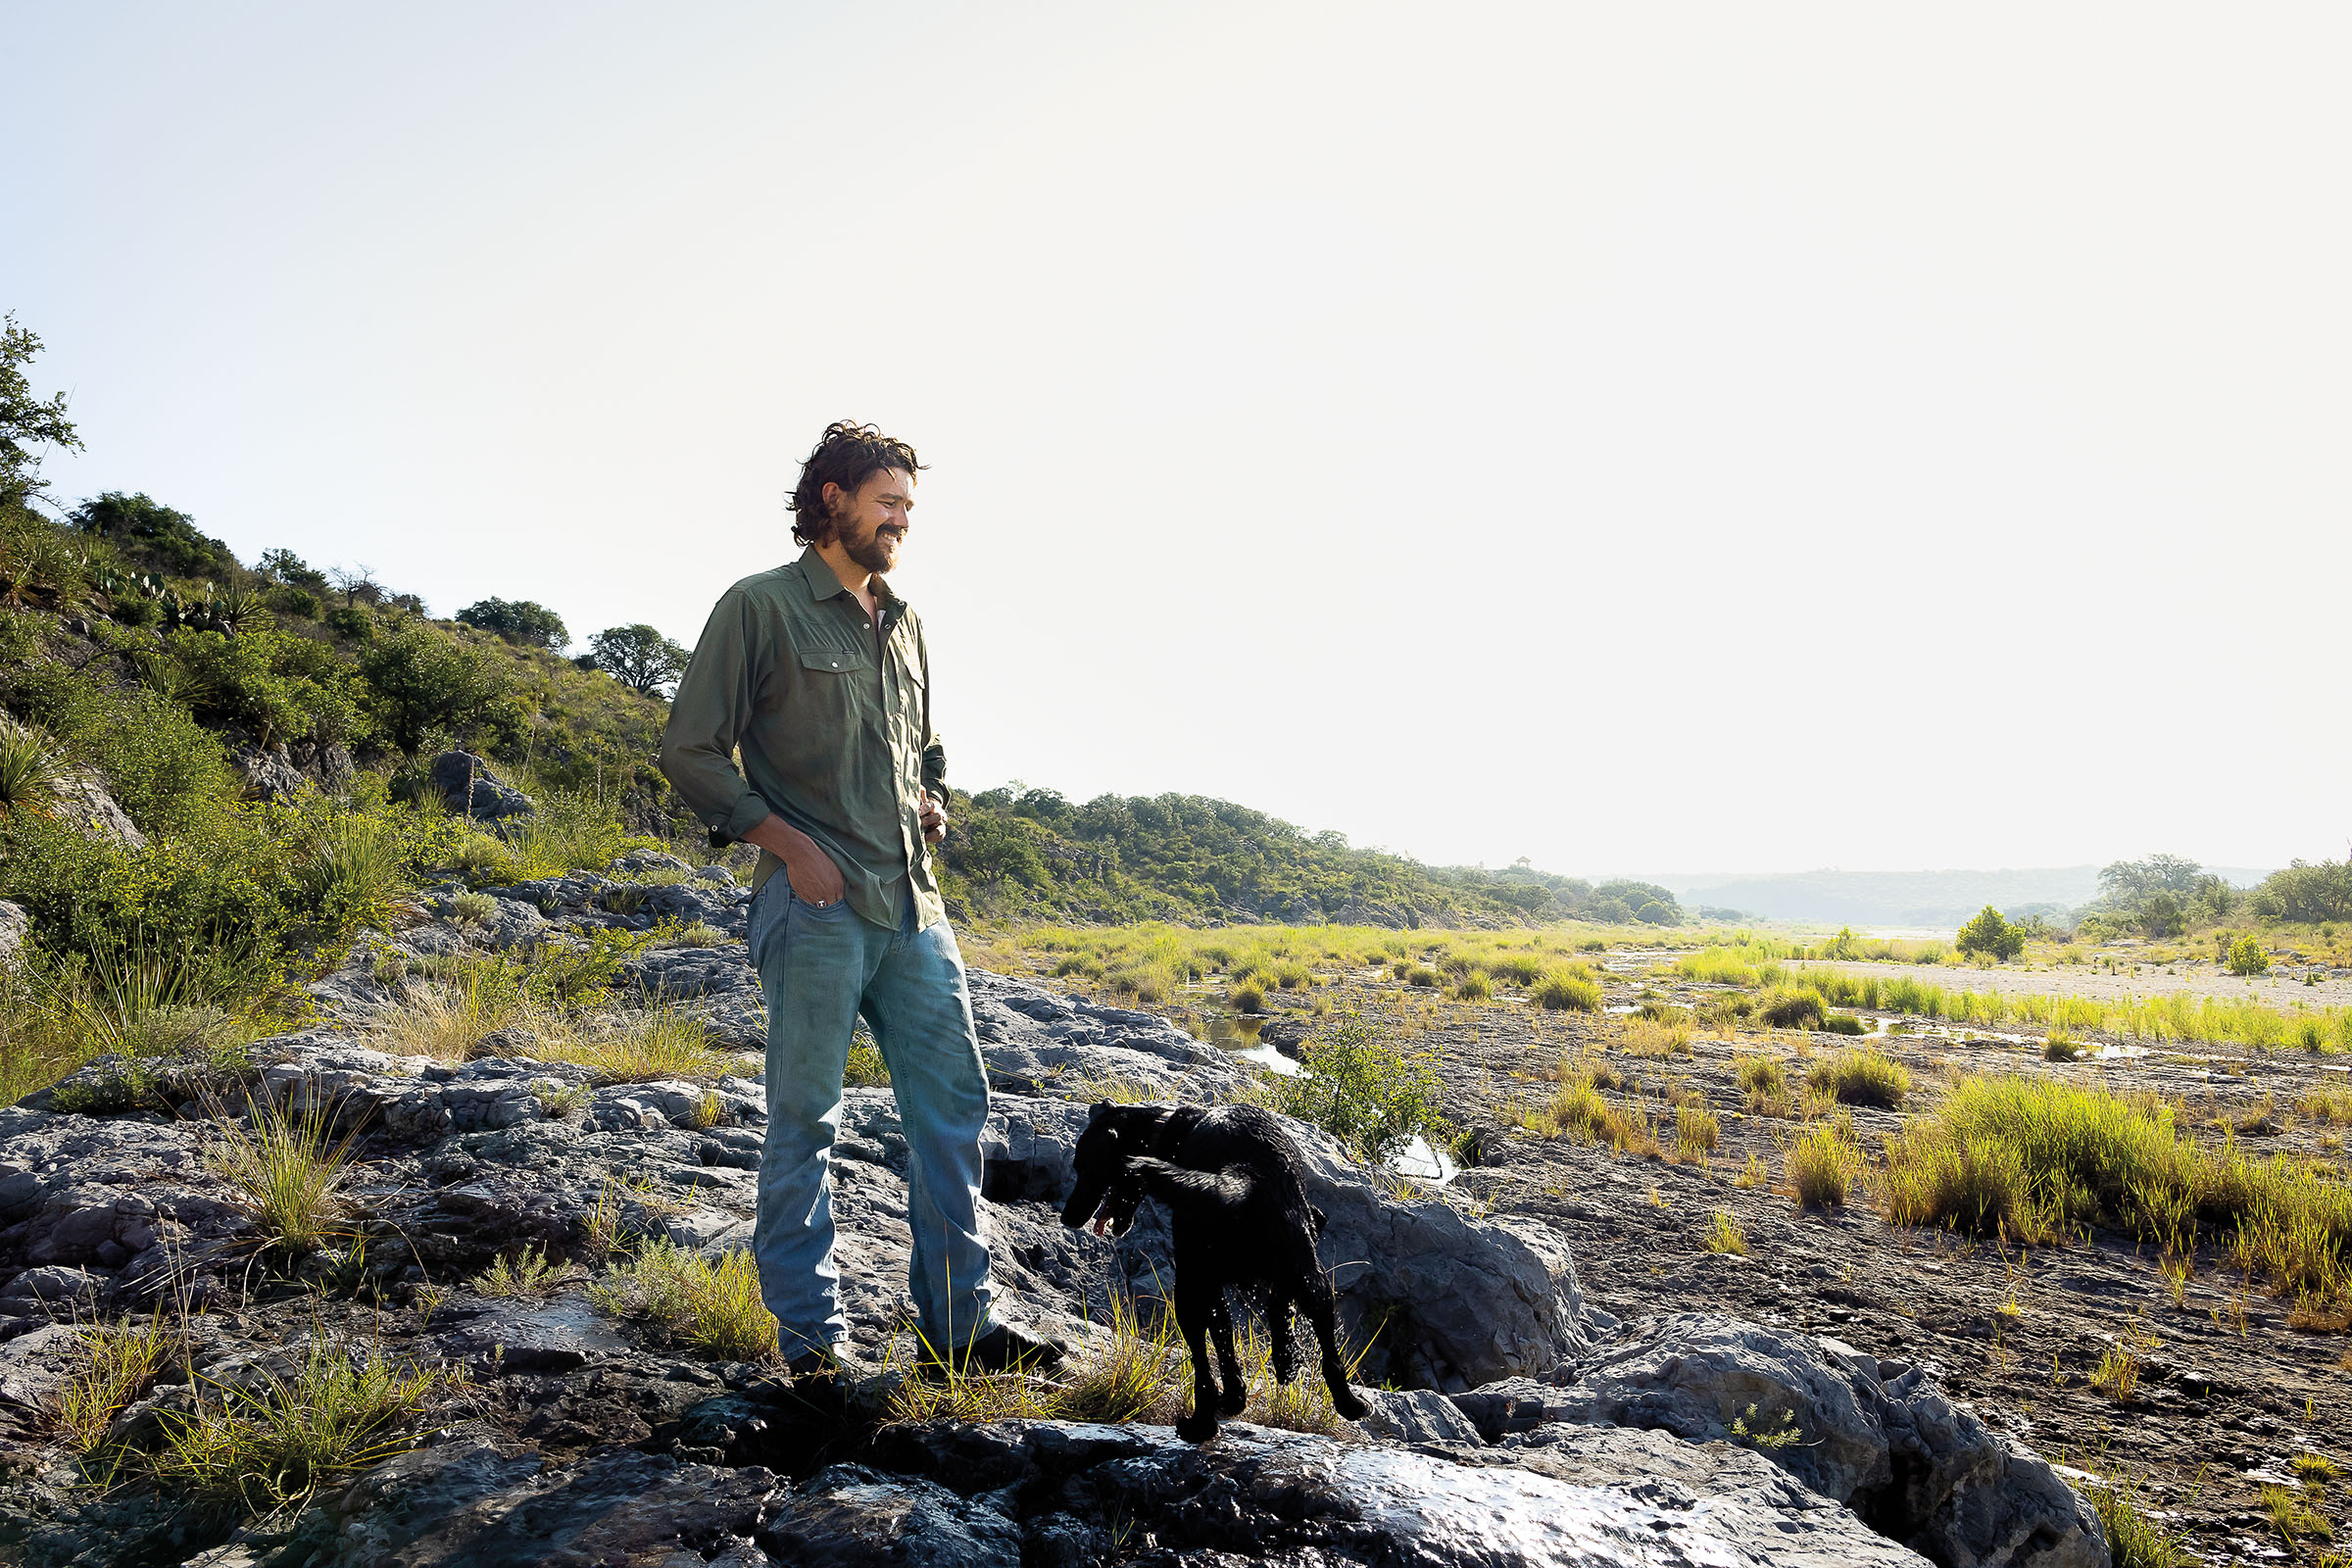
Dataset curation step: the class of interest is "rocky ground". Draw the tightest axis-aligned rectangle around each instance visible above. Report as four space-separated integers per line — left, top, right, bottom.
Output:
0 872 2142 1567
1083 946 2352 1567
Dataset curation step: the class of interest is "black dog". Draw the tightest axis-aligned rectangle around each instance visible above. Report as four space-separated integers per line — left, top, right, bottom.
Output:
1060 1102 1370 1443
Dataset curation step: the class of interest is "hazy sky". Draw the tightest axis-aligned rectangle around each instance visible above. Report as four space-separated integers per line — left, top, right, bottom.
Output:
11 5 2348 877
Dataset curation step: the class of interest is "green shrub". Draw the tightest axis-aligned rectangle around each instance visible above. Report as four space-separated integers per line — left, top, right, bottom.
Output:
357 619 517 754
1956 905 2027 962
1453 974 1492 1002
1229 981 1265 1013
1820 1013 1867 1036
1273 1015 1445 1165
2226 935 2269 977
167 625 358 747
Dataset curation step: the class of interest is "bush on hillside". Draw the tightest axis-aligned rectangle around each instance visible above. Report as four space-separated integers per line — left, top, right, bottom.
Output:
358 620 518 754
69 492 240 583
167 625 360 747
2225 934 2269 977
458 598 569 651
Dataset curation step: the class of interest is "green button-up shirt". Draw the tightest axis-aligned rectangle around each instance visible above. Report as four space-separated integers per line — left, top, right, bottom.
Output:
659 546 947 931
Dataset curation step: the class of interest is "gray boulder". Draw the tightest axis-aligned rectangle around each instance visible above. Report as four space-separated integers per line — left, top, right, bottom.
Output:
430 750 534 821
0 900 26 971
858 1418 1931 1567
229 744 309 803
1526 1313 2106 1568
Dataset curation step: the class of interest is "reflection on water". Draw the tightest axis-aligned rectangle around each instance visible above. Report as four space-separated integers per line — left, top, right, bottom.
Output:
1207 1013 1301 1076
1391 1133 1458 1185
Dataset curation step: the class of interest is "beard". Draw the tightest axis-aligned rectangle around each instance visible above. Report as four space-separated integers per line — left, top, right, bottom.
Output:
843 525 902 575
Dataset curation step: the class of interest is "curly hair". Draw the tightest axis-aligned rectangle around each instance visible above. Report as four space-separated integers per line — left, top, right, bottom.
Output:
787 421 926 547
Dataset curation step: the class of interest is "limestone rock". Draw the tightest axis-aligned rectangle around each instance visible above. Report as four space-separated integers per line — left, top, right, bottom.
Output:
229 744 309 803
0 901 26 971
430 750 534 820
864 1418 1932 1567
1534 1313 2107 1568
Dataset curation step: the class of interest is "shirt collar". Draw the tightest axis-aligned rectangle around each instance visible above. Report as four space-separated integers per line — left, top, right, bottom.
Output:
796 544 904 609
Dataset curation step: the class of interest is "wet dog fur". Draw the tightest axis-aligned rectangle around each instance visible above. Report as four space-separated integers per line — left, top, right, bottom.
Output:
1060 1102 1369 1443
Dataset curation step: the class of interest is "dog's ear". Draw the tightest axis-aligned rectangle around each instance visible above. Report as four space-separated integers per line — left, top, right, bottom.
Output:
1309 1203 1328 1238
1089 1101 1112 1124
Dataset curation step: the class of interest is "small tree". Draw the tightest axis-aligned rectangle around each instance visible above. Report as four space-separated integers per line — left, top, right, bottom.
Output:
0 315 81 513
588 624 690 697
1956 905 2026 962
358 620 515 754
457 597 569 651
2225 934 2269 977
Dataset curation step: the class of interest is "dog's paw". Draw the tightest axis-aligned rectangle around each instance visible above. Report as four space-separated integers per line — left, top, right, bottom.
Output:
1332 1388 1371 1421
1176 1411 1219 1444
1216 1384 1248 1416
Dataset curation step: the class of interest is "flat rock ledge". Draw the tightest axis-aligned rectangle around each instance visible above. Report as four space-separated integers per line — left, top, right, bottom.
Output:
0 892 2107 1568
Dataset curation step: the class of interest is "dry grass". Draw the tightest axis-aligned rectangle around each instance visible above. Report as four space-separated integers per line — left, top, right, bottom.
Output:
1882 1075 2352 1320
204 1097 363 1254
1673 1105 1720 1162
56 1313 176 1453
1621 1016 1692 1057
145 1336 453 1518
1702 1209 1747 1255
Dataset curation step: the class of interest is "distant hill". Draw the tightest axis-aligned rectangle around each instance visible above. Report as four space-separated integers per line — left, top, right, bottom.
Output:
939 785 1686 930
1648 865 2273 930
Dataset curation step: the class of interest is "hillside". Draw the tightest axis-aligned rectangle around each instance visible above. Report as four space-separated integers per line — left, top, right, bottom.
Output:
939 784 1684 929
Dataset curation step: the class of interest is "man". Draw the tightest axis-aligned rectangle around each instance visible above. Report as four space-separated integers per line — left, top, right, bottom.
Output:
660 420 1055 1388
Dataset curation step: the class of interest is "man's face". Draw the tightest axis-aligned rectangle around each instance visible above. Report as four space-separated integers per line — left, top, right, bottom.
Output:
824 468 915 574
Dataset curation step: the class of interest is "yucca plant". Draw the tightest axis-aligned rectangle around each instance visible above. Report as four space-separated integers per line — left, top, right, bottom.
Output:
0 720 71 822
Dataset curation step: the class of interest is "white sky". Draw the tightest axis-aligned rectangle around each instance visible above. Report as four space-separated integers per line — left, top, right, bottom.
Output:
10 4 2349 878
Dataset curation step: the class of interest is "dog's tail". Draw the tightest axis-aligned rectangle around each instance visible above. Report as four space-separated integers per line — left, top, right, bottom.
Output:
1126 1156 1251 1212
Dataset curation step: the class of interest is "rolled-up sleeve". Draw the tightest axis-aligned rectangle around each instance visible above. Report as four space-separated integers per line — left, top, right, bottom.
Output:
659 590 773 843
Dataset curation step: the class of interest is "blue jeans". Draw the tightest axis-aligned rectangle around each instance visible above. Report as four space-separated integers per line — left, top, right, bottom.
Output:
746 876 994 1359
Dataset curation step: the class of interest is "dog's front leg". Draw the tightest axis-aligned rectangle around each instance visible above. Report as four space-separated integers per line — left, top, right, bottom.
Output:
1173 1273 1221 1444
1301 1276 1369 1422
1207 1293 1247 1416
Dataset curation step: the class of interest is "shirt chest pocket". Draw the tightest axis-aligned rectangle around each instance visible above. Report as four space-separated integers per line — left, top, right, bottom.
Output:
798 646 871 678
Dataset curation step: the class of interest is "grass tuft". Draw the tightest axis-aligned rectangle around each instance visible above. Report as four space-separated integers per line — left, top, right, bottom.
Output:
1702 1209 1746 1255
146 1337 452 1519
204 1097 362 1253
586 1241 778 1361
1788 1123 1863 1208
1806 1048 1909 1109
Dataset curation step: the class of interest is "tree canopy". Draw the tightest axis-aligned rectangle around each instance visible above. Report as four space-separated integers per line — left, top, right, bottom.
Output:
458 597 569 651
588 624 690 696
0 316 81 513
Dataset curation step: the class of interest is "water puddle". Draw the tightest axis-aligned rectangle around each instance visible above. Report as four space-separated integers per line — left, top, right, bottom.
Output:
1207 1014 1302 1077
1391 1133 1458 1185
